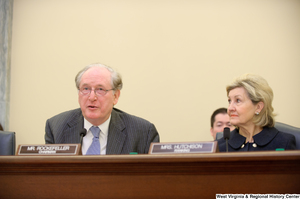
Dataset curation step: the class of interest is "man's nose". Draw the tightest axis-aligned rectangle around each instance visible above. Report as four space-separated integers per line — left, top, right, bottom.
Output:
88 89 97 100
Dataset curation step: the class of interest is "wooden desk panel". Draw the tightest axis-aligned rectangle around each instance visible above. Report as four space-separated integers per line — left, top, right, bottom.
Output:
0 151 300 199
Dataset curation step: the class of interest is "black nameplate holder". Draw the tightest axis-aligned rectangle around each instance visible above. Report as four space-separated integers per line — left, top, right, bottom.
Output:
149 141 219 154
16 144 81 156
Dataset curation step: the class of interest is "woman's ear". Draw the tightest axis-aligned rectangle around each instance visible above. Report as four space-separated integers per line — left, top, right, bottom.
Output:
256 101 264 114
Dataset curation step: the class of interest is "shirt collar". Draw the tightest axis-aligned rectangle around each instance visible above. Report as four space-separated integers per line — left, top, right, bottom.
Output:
253 127 279 146
228 127 279 149
228 129 245 149
84 115 111 137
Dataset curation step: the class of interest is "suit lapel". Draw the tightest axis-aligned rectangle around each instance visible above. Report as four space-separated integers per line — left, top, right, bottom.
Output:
63 109 84 144
106 109 126 154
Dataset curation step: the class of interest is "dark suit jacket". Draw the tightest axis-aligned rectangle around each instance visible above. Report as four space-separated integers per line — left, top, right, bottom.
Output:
217 127 296 152
45 108 160 154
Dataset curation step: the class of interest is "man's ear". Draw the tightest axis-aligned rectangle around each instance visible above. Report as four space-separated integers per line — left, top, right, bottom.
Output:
210 128 214 138
113 90 121 105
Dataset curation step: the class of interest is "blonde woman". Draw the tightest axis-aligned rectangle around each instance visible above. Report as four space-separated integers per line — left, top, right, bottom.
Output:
218 74 296 152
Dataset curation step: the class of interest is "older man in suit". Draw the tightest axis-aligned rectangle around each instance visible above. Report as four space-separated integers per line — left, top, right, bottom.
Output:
45 63 159 155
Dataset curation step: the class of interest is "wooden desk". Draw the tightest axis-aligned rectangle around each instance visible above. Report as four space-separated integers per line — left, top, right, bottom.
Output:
0 151 300 199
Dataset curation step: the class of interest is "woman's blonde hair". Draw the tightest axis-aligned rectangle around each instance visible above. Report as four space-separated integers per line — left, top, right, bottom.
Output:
226 74 276 127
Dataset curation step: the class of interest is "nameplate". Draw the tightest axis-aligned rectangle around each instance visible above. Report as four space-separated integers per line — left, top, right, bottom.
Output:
148 141 219 154
16 144 81 156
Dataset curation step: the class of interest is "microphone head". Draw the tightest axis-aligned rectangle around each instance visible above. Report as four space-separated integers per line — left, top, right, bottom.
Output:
223 127 231 140
80 128 87 137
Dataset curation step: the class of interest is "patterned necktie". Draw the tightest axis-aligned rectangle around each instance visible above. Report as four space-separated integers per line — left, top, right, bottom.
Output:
86 126 101 155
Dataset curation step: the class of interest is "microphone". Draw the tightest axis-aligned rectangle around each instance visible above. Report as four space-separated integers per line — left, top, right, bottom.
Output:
79 128 87 150
223 127 230 152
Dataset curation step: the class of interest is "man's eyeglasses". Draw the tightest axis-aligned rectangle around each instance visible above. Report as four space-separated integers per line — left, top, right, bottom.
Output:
79 87 115 96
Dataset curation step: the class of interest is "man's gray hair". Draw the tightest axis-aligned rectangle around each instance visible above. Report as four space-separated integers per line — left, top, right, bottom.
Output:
75 63 123 91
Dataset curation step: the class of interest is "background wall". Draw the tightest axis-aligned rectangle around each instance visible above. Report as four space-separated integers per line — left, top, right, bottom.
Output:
9 0 300 147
